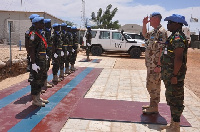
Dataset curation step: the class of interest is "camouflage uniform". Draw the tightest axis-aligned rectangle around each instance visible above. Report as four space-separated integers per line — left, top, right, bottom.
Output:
144 24 167 107
29 30 47 95
25 25 35 82
85 28 92 59
71 28 78 66
65 28 73 70
161 30 187 122
52 31 63 76
60 29 68 73
45 27 52 71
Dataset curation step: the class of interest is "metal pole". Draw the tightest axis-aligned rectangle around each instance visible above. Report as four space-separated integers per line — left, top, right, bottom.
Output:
9 23 12 67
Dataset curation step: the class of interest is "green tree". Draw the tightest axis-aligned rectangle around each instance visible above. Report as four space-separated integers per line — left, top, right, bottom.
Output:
65 20 74 26
90 4 120 29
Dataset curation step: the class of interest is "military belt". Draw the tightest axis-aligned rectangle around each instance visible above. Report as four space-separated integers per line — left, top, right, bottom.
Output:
168 50 173 53
39 52 46 56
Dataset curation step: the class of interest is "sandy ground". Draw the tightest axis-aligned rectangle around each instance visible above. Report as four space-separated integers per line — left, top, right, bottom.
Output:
0 46 199 98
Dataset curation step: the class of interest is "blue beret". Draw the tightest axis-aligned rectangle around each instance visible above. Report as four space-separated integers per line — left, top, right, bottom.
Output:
150 12 161 17
52 23 60 28
61 23 67 26
29 14 40 20
67 26 71 28
164 14 188 26
32 17 44 23
71 26 77 29
87 26 91 28
44 19 51 24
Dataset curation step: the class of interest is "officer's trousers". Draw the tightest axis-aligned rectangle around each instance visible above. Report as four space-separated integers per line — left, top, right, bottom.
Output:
146 72 161 107
163 80 185 122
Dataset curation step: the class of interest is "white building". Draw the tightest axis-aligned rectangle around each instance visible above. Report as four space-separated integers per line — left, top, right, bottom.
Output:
0 10 65 45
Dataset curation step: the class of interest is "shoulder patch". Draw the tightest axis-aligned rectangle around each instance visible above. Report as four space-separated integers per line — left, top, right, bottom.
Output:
26 30 30 34
174 35 180 41
30 33 35 41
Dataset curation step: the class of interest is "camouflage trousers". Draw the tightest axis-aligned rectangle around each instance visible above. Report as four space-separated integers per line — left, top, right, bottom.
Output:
146 72 161 107
70 50 77 65
52 55 61 75
30 58 47 95
65 51 72 68
86 46 90 57
163 80 185 122
46 47 52 71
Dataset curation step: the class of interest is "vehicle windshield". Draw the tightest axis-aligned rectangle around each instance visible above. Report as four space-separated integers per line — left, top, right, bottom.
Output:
124 33 144 40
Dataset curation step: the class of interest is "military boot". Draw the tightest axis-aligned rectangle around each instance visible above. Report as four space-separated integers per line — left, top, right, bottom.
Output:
37 93 49 104
70 64 76 72
160 119 174 130
32 94 45 107
142 104 150 110
65 67 71 75
142 106 158 114
161 122 180 132
86 56 90 61
59 70 64 81
44 79 52 88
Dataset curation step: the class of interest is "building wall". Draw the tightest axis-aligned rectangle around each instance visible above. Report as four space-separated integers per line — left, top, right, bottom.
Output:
0 11 64 45
119 24 143 34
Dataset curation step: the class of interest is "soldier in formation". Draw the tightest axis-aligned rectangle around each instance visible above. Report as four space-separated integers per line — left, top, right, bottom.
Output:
28 17 49 107
25 14 80 107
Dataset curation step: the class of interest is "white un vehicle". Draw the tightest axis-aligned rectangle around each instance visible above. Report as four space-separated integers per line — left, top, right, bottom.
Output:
83 29 146 58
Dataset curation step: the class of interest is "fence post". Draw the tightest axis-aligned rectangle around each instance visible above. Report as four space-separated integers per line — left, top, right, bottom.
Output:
19 40 21 51
9 22 12 67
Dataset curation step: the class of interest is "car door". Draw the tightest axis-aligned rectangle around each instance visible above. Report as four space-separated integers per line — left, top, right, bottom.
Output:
111 32 126 50
98 31 111 50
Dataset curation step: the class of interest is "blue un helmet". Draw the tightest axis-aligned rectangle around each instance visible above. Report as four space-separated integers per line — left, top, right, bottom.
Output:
32 17 44 24
71 26 77 30
52 23 60 28
44 19 51 24
29 14 40 20
164 14 188 26
61 23 67 27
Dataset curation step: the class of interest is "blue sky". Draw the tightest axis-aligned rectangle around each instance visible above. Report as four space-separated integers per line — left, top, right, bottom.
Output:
0 0 200 33
132 0 200 10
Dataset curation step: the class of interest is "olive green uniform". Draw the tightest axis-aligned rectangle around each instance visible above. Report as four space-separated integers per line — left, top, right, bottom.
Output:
161 30 188 122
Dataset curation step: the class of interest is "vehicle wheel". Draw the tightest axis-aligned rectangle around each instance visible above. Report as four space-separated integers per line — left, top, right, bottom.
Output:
130 47 141 58
91 46 102 56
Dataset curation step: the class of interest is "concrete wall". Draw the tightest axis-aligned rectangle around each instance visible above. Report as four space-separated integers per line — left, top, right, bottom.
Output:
0 11 64 46
119 24 142 34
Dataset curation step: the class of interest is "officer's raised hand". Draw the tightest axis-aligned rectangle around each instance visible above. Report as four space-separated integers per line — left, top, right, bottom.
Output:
32 63 40 73
143 16 149 25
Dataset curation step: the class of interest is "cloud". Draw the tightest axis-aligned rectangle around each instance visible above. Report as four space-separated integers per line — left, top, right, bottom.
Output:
0 0 199 33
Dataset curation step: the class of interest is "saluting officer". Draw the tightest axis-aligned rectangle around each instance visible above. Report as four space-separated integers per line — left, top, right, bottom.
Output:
142 12 167 114
70 26 79 72
29 17 49 107
85 26 92 61
52 23 63 84
161 14 188 132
